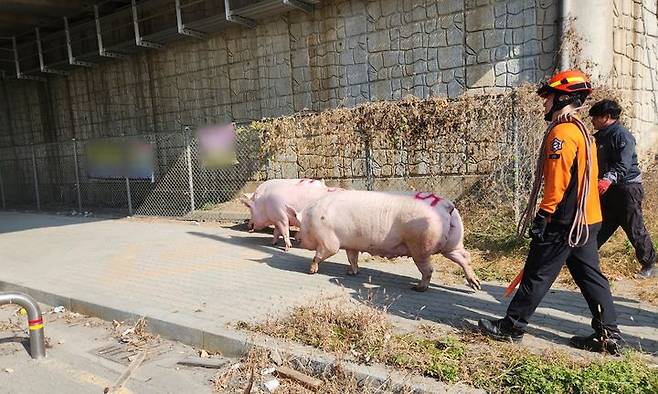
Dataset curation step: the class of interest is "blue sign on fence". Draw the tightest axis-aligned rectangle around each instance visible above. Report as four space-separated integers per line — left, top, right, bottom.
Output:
86 140 154 182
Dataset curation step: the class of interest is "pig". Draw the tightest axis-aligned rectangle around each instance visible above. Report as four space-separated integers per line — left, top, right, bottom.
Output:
241 182 342 250
248 178 325 201
286 190 481 291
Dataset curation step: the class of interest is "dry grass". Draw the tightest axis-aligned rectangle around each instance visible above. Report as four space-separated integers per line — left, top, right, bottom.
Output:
241 302 658 393
211 347 414 393
455 162 658 304
111 317 161 349
249 302 392 365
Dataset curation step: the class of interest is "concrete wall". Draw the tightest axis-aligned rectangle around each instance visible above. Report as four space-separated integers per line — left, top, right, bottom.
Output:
0 0 559 149
611 0 658 155
1 0 655 172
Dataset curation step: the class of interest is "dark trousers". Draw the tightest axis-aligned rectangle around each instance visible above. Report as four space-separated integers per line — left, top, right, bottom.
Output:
598 183 657 268
505 223 619 335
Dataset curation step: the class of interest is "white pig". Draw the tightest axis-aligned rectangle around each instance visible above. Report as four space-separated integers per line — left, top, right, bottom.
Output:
248 178 325 201
287 191 481 291
241 182 342 250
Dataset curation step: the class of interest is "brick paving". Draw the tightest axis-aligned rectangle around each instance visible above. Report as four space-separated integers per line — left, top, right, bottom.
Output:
1 212 656 356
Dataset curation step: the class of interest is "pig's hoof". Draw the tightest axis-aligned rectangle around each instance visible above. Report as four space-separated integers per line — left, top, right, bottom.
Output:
468 280 481 291
346 269 358 276
308 265 319 274
412 284 428 292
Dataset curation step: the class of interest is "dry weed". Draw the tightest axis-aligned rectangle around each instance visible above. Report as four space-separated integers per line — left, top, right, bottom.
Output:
112 317 160 349
212 347 412 394
242 303 658 393
252 302 391 364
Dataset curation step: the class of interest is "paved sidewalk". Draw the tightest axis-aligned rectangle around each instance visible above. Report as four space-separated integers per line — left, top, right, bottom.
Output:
0 302 216 394
1 212 657 357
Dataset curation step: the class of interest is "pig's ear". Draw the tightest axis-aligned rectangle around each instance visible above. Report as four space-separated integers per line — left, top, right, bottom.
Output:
240 194 253 208
285 205 301 223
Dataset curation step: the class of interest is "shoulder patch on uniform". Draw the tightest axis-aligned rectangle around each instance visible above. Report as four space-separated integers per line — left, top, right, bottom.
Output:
550 137 563 152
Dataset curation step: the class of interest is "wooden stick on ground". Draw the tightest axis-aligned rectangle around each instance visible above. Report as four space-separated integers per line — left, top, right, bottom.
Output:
275 365 323 391
104 350 147 394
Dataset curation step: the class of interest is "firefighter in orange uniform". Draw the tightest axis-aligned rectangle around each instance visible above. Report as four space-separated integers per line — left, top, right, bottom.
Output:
478 70 624 354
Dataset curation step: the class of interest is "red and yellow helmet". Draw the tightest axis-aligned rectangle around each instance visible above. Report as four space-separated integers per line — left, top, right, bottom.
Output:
537 70 592 98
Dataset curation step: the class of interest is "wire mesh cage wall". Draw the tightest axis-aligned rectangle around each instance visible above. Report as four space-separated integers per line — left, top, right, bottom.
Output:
0 127 265 216
33 142 78 211
191 125 263 210
0 145 36 209
0 92 544 219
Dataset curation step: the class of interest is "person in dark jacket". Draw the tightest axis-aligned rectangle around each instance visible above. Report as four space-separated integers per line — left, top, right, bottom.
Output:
589 99 656 278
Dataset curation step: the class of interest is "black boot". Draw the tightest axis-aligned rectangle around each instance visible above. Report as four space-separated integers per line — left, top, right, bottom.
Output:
637 262 656 279
569 332 625 355
478 318 524 343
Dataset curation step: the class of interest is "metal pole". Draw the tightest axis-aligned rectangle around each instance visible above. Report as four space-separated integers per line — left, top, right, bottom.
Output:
31 145 40 211
72 139 82 213
125 177 133 216
512 92 520 225
185 129 195 212
94 5 104 55
0 292 46 359
35 27 45 72
12 36 21 78
175 0 184 33
364 134 374 191
131 0 140 45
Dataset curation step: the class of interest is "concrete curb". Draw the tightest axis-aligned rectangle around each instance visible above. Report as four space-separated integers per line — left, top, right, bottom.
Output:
0 280 482 393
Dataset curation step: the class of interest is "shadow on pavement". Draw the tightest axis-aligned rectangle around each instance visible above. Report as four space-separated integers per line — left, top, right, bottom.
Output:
0 211 108 235
188 229 658 354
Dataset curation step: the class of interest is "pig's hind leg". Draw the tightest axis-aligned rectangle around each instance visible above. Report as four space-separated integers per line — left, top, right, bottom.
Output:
411 254 434 292
346 250 359 275
442 248 481 290
271 227 281 245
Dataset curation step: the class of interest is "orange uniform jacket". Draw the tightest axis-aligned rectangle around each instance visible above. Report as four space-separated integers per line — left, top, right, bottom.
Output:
538 122 602 226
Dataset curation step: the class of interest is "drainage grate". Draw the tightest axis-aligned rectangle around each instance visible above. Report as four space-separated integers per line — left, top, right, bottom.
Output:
92 343 142 365
90 343 157 365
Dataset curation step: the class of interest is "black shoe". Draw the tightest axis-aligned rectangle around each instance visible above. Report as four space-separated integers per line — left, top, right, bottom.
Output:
569 332 625 355
478 318 524 343
637 262 656 279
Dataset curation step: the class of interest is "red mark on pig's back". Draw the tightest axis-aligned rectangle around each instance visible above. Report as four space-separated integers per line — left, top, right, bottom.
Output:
414 192 442 207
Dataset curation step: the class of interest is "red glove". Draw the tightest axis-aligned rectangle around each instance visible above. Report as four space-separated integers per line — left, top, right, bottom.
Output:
598 178 612 195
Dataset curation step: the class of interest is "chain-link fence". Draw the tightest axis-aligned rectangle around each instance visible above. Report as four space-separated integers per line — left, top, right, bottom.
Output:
0 123 263 217
0 91 548 219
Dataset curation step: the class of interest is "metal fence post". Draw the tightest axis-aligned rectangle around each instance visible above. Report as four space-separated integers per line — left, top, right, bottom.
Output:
364 133 374 191
185 128 195 212
125 177 133 216
72 139 82 213
512 91 520 225
0 160 5 209
31 144 41 211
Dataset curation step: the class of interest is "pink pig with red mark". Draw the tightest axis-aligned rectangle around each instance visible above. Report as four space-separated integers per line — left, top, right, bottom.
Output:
242 179 481 291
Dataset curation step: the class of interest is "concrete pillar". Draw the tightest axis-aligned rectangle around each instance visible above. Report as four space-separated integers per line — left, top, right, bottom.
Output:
560 0 614 81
